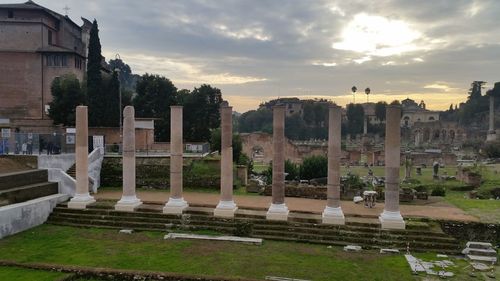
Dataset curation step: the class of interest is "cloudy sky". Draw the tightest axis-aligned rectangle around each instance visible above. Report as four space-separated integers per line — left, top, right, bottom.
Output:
19 0 500 112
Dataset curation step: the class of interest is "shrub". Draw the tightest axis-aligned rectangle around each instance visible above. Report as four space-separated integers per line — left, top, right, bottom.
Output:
342 174 365 190
414 185 428 193
285 159 299 180
476 189 492 199
431 186 446 196
299 155 327 180
449 185 475 191
491 187 500 198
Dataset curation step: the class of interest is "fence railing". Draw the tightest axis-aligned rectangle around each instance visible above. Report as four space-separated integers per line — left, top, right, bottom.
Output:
0 133 75 155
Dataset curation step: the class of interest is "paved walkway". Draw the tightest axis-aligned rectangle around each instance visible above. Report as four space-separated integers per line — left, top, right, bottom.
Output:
95 190 478 222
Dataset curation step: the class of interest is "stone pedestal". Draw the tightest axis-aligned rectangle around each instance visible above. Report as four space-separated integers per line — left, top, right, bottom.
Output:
379 105 405 229
215 104 237 218
267 105 289 221
164 106 188 214
322 105 345 225
68 106 95 209
115 106 142 212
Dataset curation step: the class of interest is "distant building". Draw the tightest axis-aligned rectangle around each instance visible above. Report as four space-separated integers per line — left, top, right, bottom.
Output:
260 98 304 117
0 1 91 132
400 98 439 127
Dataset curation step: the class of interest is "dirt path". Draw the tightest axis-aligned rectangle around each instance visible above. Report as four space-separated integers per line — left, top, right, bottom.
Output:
95 190 478 222
0 157 32 174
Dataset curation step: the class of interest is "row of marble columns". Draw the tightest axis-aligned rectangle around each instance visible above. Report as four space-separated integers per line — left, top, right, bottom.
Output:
67 103 405 229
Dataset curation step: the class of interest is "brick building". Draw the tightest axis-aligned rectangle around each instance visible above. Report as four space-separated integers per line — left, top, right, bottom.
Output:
0 1 91 132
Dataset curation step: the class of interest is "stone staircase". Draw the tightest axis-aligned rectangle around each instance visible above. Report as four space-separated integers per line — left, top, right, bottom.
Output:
47 201 462 254
66 164 76 178
0 170 58 207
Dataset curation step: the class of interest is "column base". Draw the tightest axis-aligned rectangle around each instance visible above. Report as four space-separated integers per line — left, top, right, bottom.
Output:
379 210 405 230
214 200 238 218
487 132 497 142
115 196 142 212
163 197 188 214
68 193 95 209
322 206 345 225
266 203 289 221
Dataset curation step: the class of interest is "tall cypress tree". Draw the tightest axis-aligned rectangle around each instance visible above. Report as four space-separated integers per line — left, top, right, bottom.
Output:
87 19 104 126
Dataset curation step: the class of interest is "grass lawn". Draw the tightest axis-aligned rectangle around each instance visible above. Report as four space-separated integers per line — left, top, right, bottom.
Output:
445 191 500 223
3 225 494 281
0 266 69 281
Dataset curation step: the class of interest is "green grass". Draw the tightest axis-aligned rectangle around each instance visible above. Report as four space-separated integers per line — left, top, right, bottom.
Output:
0 225 446 281
0 266 69 281
445 191 500 223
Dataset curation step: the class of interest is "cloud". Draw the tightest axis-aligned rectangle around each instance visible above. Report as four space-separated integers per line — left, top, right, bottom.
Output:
332 13 424 57
24 0 500 113
103 51 267 86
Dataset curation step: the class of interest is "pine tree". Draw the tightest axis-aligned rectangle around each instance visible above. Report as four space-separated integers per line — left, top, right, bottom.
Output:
87 19 104 127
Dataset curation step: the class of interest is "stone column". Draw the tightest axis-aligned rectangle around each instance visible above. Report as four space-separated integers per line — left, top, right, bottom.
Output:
115 106 142 211
487 95 497 142
322 105 345 225
214 103 238 217
379 105 405 229
266 105 289 220
163 106 188 214
68 106 95 209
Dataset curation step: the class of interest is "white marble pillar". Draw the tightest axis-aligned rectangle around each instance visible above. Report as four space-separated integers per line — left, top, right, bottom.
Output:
68 106 95 209
214 103 238 217
379 105 405 229
163 106 188 214
115 106 142 211
487 95 497 142
266 105 289 221
322 105 345 225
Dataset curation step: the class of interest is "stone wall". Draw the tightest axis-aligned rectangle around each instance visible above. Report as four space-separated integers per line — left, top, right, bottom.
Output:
440 221 499 244
262 184 327 199
101 156 221 189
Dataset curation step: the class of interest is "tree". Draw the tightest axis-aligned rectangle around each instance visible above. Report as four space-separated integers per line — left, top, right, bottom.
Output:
108 58 139 91
102 71 120 127
285 159 299 180
209 128 243 163
374 101 387 122
345 103 365 135
238 108 273 133
182 84 223 142
86 19 105 127
285 113 306 140
469 81 486 100
133 74 178 141
48 74 86 126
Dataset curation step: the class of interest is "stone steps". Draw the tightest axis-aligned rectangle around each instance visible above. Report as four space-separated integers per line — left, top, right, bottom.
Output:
0 169 49 191
0 182 58 206
48 211 455 243
66 164 76 178
47 203 462 253
51 206 449 238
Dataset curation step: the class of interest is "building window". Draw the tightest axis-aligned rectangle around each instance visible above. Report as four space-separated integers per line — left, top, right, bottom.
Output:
74 58 83 69
48 30 53 45
46 54 68 67
429 116 435 121
8 10 13 18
